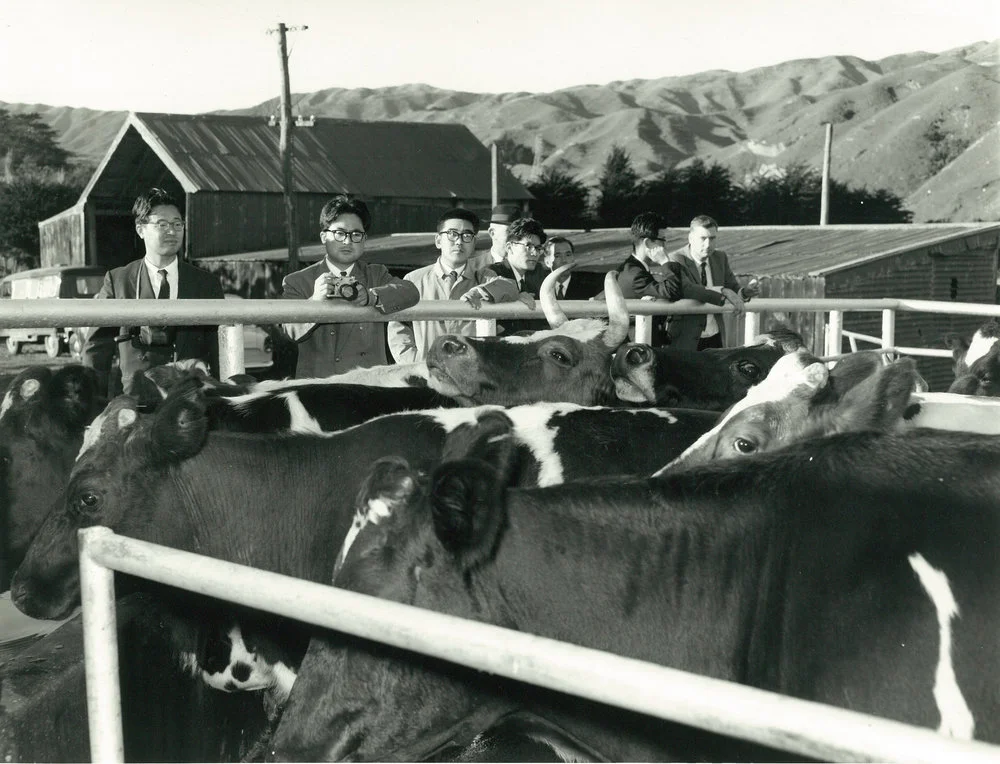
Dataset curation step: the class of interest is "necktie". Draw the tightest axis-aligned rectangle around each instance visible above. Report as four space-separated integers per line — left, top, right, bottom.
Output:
157 269 170 299
557 283 565 299
443 270 458 285
700 262 707 287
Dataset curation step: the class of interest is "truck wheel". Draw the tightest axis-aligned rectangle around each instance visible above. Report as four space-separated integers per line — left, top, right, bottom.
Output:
6 337 21 355
44 334 62 358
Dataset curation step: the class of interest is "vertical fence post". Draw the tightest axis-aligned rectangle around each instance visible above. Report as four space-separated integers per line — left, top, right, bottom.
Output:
881 309 896 350
634 315 653 345
475 319 497 338
825 310 843 357
218 325 246 381
744 310 761 345
79 527 124 764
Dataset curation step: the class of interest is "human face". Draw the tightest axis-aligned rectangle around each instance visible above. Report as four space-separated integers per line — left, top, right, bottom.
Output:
505 235 544 274
322 213 367 269
435 218 477 269
136 204 184 261
545 241 574 271
688 225 717 263
488 223 510 252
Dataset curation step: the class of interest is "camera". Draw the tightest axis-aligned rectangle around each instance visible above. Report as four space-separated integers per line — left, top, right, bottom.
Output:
327 276 361 301
116 325 176 348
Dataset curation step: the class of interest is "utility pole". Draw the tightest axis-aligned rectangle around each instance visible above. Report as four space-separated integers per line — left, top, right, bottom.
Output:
491 143 499 208
820 122 833 226
268 22 308 271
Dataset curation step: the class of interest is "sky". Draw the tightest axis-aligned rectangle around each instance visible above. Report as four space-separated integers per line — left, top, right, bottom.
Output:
1 0 998 114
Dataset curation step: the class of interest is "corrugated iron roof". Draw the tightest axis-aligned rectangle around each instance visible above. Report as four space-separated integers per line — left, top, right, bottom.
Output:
201 224 1000 275
130 112 532 200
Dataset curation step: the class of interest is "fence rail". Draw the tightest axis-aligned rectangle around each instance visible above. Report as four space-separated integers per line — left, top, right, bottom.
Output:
78 528 1000 764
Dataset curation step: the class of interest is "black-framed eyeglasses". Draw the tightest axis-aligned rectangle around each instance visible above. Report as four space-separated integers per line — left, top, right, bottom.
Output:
146 220 185 232
326 229 367 243
511 241 544 255
440 229 477 244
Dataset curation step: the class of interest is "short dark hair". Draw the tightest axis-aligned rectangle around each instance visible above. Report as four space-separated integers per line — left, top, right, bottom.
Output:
320 195 372 232
630 211 667 251
546 235 574 253
506 217 547 246
690 214 718 230
133 188 182 223
436 208 481 234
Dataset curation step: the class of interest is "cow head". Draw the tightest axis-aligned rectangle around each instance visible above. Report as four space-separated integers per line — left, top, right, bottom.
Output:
270 439 526 762
661 350 921 470
611 327 805 410
0 365 105 588
945 321 1000 397
426 268 630 406
11 387 210 620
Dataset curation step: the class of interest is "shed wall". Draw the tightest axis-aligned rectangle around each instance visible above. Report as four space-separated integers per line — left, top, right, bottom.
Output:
39 211 86 268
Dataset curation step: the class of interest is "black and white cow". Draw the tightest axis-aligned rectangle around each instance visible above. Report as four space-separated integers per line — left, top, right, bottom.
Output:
12 386 717 710
945 320 1000 396
269 427 1000 761
610 326 806 410
0 366 106 589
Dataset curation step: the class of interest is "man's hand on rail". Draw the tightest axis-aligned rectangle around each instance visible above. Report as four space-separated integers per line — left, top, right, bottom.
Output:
462 287 492 310
720 287 746 315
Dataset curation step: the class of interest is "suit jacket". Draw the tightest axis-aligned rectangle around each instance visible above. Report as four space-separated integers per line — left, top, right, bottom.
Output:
488 260 551 336
614 255 682 347
81 258 224 397
281 259 419 378
666 245 741 350
555 271 604 300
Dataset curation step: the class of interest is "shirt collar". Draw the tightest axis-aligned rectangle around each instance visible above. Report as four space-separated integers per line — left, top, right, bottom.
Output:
144 257 178 277
437 260 467 280
325 260 356 278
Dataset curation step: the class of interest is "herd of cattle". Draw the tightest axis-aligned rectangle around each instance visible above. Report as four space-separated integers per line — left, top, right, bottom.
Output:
2 269 1000 762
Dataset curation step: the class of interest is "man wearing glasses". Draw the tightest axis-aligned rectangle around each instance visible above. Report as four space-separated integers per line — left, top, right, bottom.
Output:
469 217 550 336
81 187 224 396
281 194 419 377
388 208 518 363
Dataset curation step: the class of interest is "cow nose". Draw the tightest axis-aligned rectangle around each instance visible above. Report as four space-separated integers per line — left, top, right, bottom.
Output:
439 337 467 356
625 344 652 367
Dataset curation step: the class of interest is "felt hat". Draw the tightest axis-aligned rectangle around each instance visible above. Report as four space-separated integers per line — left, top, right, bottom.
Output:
490 204 521 225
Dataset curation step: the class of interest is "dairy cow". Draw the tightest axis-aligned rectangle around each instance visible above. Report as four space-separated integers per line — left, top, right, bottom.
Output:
13 387 717 707
945 320 1000 396
611 327 806 410
270 427 1000 761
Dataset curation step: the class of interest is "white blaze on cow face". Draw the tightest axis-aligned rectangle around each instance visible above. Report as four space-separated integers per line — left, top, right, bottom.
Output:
77 408 138 460
907 553 975 740
962 330 998 369
661 351 828 472
280 392 325 434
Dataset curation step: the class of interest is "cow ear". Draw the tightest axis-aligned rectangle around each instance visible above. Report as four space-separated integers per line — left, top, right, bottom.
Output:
441 410 516 464
150 391 209 462
430 459 508 569
826 358 919 432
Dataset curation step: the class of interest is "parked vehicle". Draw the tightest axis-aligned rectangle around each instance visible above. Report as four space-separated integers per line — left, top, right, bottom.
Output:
0 266 107 357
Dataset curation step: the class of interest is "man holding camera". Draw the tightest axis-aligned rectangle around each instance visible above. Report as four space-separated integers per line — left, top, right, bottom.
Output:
281 195 419 377
81 187 225 397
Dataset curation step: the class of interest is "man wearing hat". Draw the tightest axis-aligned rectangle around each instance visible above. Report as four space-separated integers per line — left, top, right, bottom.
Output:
468 204 521 271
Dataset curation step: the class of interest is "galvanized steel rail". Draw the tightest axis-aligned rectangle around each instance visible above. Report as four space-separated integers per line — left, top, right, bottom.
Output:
78 528 1000 764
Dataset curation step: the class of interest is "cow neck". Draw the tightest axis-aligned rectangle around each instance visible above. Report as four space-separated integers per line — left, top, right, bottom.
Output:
492 480 779 686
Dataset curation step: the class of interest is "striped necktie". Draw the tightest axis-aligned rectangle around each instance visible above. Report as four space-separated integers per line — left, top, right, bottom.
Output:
157 269 170 299
700 262 707 287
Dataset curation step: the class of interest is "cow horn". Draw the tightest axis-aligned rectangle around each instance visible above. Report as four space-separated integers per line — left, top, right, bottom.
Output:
602 271 630 348
540 264 573 328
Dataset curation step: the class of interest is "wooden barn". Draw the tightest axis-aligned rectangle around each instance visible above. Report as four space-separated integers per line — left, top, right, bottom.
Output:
37 111 532 270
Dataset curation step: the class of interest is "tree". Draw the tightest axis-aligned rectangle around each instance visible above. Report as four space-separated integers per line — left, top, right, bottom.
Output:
0 178 82 262
596 145 641 226
526 167 591 228
637 160 740 226
0 109 70 175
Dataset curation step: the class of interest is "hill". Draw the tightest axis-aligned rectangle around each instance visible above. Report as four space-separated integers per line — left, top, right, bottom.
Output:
4 39 998 222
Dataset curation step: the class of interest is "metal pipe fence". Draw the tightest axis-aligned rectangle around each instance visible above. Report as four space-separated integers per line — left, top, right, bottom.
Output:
78 528 1000 764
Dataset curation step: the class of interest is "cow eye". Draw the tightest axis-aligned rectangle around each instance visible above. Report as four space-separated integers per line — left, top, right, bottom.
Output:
546 348 572 366
733 438 757 454
77 491 101 511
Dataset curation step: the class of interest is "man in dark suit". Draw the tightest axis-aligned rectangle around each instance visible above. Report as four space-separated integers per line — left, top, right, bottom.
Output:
481 217 551 336
82 188 225 397
544 236 603 300
666 214 759 350
281 195 419 377
614 212 682 347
